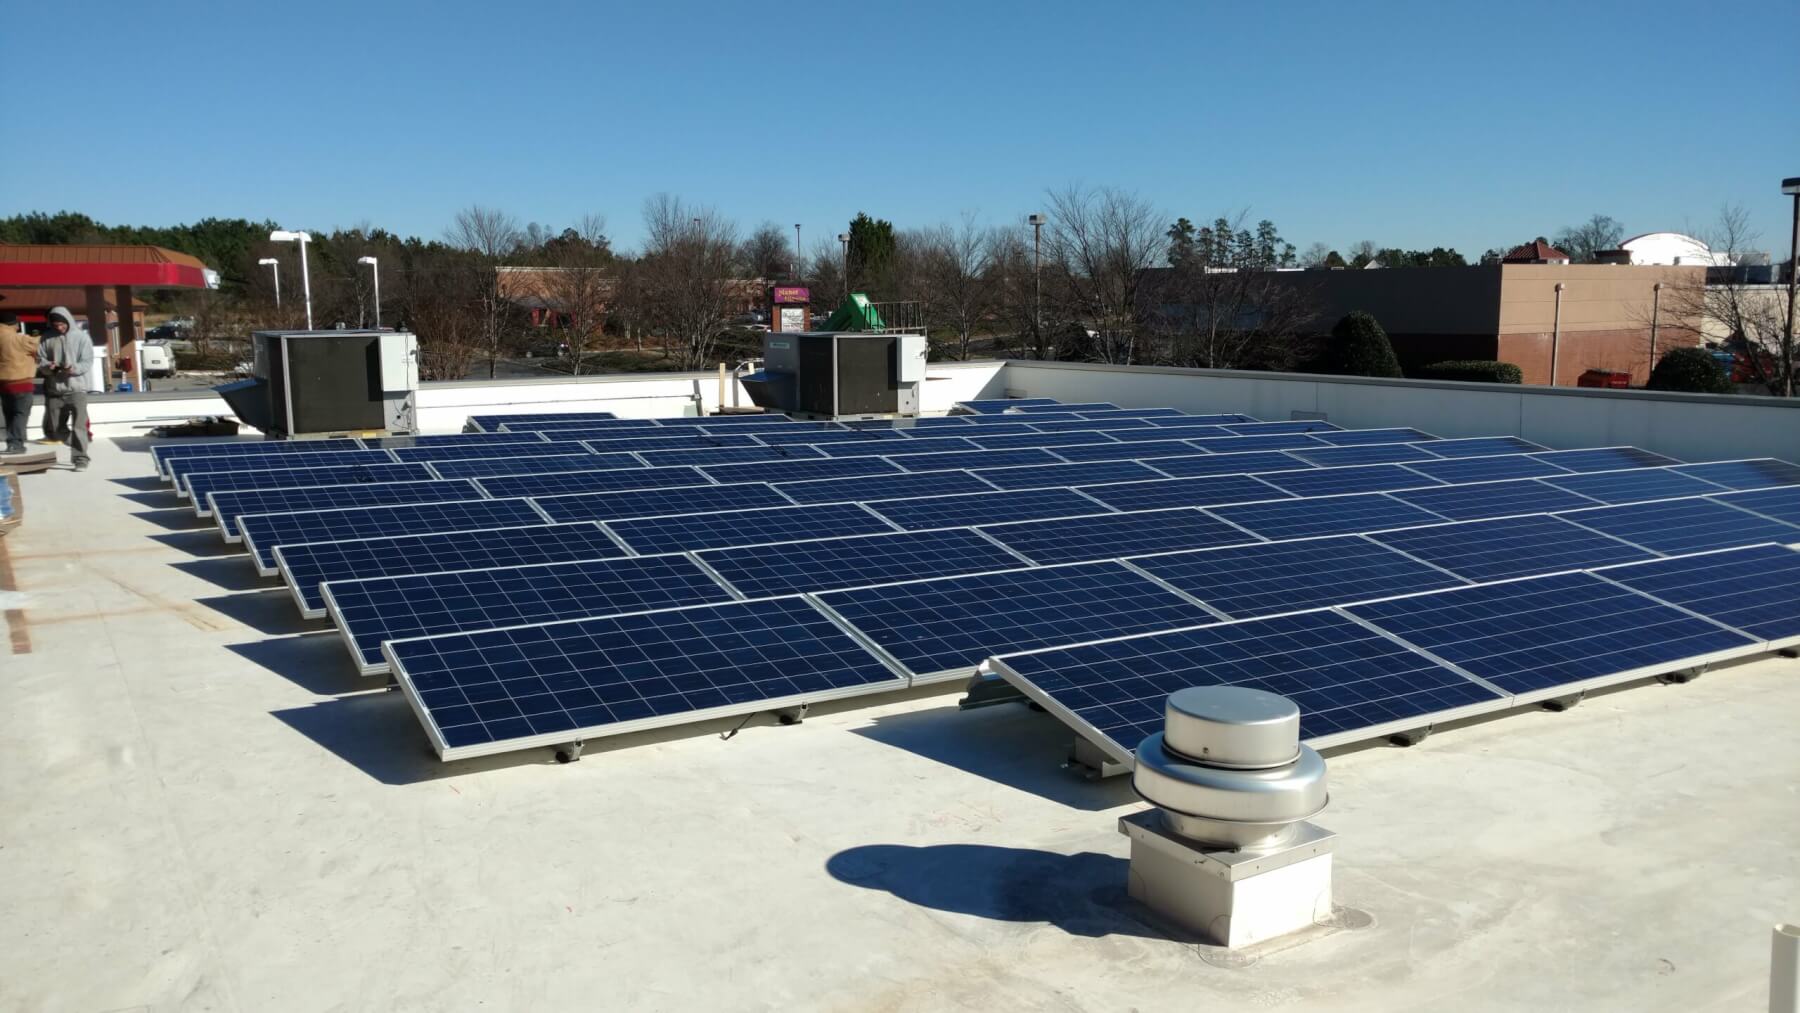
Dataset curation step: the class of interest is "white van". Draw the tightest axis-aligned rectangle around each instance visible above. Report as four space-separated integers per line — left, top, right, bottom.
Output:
140 342 176 378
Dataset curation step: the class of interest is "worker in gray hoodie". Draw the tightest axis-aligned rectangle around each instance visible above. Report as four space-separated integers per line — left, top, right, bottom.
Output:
37 306 93 470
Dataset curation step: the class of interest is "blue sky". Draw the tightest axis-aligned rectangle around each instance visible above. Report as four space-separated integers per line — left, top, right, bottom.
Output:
5 0 1796 258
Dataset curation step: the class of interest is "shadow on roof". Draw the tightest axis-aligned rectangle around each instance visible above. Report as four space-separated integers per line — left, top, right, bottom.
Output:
271 693 552 785
121 490 186 508
109 475 167 492
174 557 281 593
132 507 215 531
148 530 243 558
200 588 325 635
228 630 366 695
851 703 1137 812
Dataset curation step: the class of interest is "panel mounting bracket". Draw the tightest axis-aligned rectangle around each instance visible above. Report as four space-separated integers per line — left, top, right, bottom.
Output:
774 703 808 725
554 740 585 763
1658 665 1706 685
1541 691 1585 712
1065 736 1129 779
959 672 1026 710
1388 725 1433 747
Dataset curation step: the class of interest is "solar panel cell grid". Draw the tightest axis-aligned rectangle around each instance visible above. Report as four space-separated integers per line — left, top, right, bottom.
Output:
1047 439 1212 463
1311 427 1436 446
1185 433 1329 453
889 448 1064 473
979 508 1258 565
212 479 485 539
634 445 826 468
1401 454 1572 484
914 422 1037 437
957 398 1061 413
743 428 910 446
703 456 903 486
1369 514 1654 583
605 502 895 555
1144 414 1259 427
1256 463 1442 498
364 432 548 448
1418 436 1549 458
168 449 398 488
1389 478 1603 521
154 438 370 479
1669 459 1800 490
474 467 709 499
696 528 1026 598
1542 468 1726 505
655 413 799 425
973 459 1169 491
1223 421 1342 435
1208 492 1448 541
1596 544 1800 644
239 498 547 575
1713 486 1800 525
188 463 433 514
1285 443 1442 468
1075 408 1187 419
494 418 653 433
1011 402 1118 413
1025 418 1157 433
863 487 1110 531
530 482 790 523
467 411 619 431
389 441 599 463
772 469 994 505
1143 451 1314 479
1129 535 1467 620
1076 473 1288 512
574 434 762 452
1557 498 1800 556
1101 426 1230 443
838 416 974 430
966 431 1124 451
1530 447 1682 472
816 437 982 457
426 454 625 480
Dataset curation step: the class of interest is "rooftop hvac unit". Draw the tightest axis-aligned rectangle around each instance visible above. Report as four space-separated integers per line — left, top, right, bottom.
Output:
739 331 927 418
216 330 419 438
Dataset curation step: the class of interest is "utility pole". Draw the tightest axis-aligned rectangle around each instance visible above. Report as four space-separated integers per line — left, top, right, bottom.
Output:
1550 282 1566 387
837 232 850 301
1028 213 1046 357
793 224 802 280
1782 176 1800 397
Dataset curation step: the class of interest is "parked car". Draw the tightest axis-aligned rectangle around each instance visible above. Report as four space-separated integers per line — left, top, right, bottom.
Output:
139 342 177 378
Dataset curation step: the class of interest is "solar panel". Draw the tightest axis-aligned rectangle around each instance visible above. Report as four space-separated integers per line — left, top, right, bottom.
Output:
1101 426 1229 443
743 428 910 446
698 421 848 437
655 413 799 425
1185 433 1328 452
1369 513 1654 583
1669 458 1800 490
152 438 369 480
239 498 547 576
957 398 1061 413
386 596 905 760
187 462 433 516
1076 408 1187 419
1209 492 1447 541
466 411 620 431
1011 402 1118 413
973 459 1168 491
888 447 1063 473
1596 544 1800 646
1557 497 1800 556
814 562 1212 681
1347 571 1758 699
363 432 547 449
1026 418 1156 434
816 437 982 457
966 431 1122 451
212 479 484 540
1418 436 1550 458
494 418 655 433
839 416 974 430
606 502 895 555
1129 534 1467 620
167 449 397 490
913 421 1038 438
1076 473 1288 512
989 609 1502 763
980 508 1257 565
474 466 709 499
863 487 1110 531
1530 447 1681 472
1389 478 1604 521
275 522 625 618
695 528 1026 598
426 453 630 480
389 441 602 463
1257 463 1442 498
1311 427 1436 446
1542 468 1726 505
1142 451 1314 478
1144 414 1259 427
771 469 994 505
328 553 736 675
1712 486 1800 525
633 444 826 468
574 433 762 452
1285 443 1442 468
1401 453 1571 484
531 482 790 523
1223 421 1342 435
1047 439 1210 463
703 457 902 486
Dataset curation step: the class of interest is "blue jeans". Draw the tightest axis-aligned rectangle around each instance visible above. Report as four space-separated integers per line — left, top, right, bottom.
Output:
0 471 14 520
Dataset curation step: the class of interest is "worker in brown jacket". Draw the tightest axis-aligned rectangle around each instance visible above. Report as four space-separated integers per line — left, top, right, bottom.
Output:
0 312 39 455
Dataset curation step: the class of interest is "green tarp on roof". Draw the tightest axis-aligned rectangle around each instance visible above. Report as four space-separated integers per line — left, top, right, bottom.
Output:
821 293 885 332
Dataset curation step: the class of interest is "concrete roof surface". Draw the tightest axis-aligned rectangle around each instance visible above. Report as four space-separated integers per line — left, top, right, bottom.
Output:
1 436 1796 1012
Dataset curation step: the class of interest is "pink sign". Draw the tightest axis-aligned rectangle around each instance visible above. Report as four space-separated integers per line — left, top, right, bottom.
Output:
771 286 810 305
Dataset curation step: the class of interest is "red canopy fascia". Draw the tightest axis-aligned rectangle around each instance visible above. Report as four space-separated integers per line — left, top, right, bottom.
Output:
0 244 213 289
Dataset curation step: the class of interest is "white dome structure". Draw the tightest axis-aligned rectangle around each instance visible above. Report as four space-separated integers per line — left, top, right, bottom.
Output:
1618 232 1731 267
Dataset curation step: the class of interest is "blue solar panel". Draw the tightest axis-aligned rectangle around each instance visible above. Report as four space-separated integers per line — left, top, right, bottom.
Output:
1012 402 1119 413
187 462 433 515
1389 478 1603 521
1369 514 1654 582
1209 492 1447 540
634 444 826 468
889 448 1064 472
1257 463 1442 498
695 528 1025 598
1285 443 1442 468
814 562 1212 679
239 498 547 575
213 479 484 539
606 502 895 555
364 432 547 449
745 428 911 446
1558 498 1800 556
1596 544 1800 644
574 433 762 452
1419 436 1549 458
1142 451 1313 479
494 418 653 433
703 456 902 486
1102 426 1229 443
389 441 598 464
1542 468 1726 504
167 449 397 489
839 416 974 430
1669 459 1800 490
531 483 790 523
474 466 708 499
1402 454 1571 484
915 421 1038 437
1076 408 1187 419
1311 427 1436 446
426 453 632 480
1077 473 1288 512
1144 414 1259 427
863 487 1109 531
655 413 798 425
1530 447 1681 472
973 459 1168 491
1223 421 1342 435
1026 418 1157 434
153 438 370 479
1131 535 1467 619
276 522 624 618
1348 571 1757 697
816 437 982 457
966 431 1122 450
467 412 620 431
773 469 993 505
387 596 904 759
1713 486 1800 525
980 508 1257 565
1185 433 1328 452
328 553 735 674
957 398 1061 413
1048 439 1210 463
696 421 846 436
992 609 1500 761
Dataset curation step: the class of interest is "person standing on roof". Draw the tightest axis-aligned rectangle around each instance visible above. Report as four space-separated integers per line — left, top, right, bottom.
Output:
0 312 37 455
37 306 92 471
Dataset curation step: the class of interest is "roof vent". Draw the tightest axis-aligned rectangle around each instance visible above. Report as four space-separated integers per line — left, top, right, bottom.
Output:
1118 687 1337 947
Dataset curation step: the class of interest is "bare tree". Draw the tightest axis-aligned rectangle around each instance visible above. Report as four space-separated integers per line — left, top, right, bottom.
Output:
639 194 740 370
1041 185 1165 364
1299 242 1332 268
445 205 523 378
738 221 791 282
1656 205 1794 396
400 250 485 380
804 238 845 317
533 214 612 375
1554 214 1626 264
913 216 995 360
1144 264 1319 370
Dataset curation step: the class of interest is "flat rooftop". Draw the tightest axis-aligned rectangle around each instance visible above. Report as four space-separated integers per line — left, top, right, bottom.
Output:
3 428 1797 1011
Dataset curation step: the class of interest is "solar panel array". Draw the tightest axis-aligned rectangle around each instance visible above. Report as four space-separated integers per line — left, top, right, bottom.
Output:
148 402 1800 765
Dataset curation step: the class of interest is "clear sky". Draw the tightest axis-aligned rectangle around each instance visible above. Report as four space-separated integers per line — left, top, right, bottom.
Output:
5 0 1797 258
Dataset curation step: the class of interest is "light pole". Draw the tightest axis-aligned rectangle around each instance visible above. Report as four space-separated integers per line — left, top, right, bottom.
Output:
1649 281 1663 369
1782 176 1800 397
269 230 313 329
1028 213 1046 355
258 257 281 307
837 232 850 301
357 256 381 328
1550 282 1566 386
793 224 802 280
